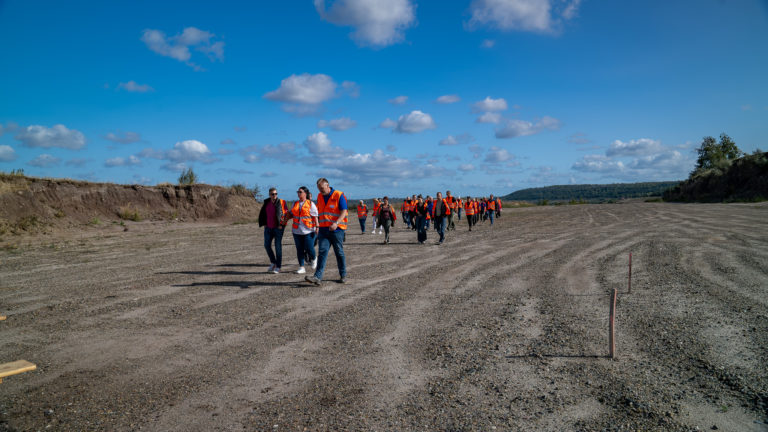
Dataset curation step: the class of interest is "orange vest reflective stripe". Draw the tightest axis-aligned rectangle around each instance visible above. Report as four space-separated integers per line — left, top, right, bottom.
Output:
317 190 348 230
291 200 314 230
488 200 496 210
464 202 475 215
373 202 380 215
357 204 368 218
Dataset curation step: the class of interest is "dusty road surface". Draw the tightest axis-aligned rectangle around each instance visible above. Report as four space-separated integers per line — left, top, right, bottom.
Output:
1 202 767 431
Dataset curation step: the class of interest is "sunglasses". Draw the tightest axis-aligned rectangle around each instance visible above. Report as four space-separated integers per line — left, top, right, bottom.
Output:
270 192 278 196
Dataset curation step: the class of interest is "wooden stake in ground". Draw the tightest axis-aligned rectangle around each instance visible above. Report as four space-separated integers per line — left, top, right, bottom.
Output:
628 252 632 294
609 288 617 359
0 360 37 384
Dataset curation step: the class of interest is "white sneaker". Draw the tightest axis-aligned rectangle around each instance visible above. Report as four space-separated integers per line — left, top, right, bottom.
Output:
296 267 306 274
268 264 275 272
271 267 280 274
311 257 318 270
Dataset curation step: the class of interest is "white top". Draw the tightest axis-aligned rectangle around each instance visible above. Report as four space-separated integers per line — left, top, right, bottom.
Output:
292 200 319 235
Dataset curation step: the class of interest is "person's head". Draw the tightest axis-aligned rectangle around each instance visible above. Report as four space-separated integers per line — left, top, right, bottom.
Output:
437 191 443 199
417 194 423 202
446 190 452 197
316 178 330 195
426 195 432 201
268 187 278 202
297 186 310 201
383 196 389 204
359 200 364 206
490 194 494 199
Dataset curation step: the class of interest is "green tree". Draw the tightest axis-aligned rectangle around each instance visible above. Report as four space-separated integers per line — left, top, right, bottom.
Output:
694 133 743 173
178 167 198 185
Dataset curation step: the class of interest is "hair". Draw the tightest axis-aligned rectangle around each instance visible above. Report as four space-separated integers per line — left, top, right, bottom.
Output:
316 177 329 187
383 196 389 201
298 186 311 200
268 187 277 194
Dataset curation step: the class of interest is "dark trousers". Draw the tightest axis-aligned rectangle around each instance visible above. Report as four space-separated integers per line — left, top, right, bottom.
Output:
358 217 366 233
264 227 284 268
315 229 346 280
292 232 316 266
434 216 446 243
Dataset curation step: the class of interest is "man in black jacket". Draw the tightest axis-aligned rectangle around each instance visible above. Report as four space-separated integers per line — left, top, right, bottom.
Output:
258 187 288 273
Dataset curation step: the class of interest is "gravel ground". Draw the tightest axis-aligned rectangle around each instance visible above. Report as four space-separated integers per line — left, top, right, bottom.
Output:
1 202 767 431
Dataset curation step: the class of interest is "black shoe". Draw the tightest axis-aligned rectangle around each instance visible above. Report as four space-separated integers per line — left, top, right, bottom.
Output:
339 276 347 284
304 275 321 285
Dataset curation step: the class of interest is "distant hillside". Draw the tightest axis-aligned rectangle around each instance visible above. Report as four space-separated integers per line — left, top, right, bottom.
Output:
663 151 768 202
503 181 680 202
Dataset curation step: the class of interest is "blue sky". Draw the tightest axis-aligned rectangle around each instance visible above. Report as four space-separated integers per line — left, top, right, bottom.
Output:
1 0 766 198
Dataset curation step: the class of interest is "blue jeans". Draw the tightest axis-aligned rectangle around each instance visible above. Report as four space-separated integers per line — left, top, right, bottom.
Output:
292 232 316 266
434 216 446 242
315 229 346 280
487 211 495 225
457 208 462 220
264 227 284 268
358 217 366 233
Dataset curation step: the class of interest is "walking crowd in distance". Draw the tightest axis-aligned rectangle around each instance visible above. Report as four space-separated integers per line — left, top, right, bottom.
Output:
259 178 502 286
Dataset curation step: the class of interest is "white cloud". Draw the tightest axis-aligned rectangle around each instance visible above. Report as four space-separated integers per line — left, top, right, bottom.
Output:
28 154 61 168
472 96 508 112
476 112 502 124
435 94 461 104
394 110 437 134
314 0 416 47
459 164 475 172
388 95 408 105
341 80 360 98
141 27 224 69
468 0 581 33
264 73 339 115
481 39 496 48
318 117 357 131
261 171 278 178
0 145 16 161
117 81 154 93
105 155 141 167
303 132 348 160
439 133 473 146
161 162 189 172
15 124 86 149
469 144 484 159
495 116 561 138
316 149 447 186
141 140 217 165
568 132 591 145
379 118 397 129
572 154 625 173
167 140 213 162
66 158 90 167
606 138 663 157
257 141 300 163
484 146 514 163
104 131 142 144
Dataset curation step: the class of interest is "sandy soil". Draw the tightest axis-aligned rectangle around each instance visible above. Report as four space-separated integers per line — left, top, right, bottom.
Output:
1 202 767 431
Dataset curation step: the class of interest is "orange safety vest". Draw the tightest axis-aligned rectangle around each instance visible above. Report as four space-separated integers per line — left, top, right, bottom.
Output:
291 200 315 230
488 200 496 211
445 196 455 210
464 201 475 215
317 190 348 230
373 202 380 216
357 204 368 218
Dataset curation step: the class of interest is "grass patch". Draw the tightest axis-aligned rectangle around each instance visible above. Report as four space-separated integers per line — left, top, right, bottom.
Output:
118 205 142 221
88 217 101 226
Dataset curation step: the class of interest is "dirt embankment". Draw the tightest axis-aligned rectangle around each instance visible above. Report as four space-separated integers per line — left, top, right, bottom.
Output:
0 175 260 238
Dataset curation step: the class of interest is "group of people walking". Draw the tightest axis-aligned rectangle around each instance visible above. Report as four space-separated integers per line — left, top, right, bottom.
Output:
258 178 348 285
258 179 502 285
